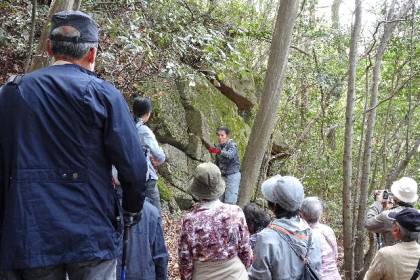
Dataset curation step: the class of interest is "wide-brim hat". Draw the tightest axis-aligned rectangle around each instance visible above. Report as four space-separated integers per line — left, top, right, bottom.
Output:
188 162 225 200
391 177 418 204
261 174 304 212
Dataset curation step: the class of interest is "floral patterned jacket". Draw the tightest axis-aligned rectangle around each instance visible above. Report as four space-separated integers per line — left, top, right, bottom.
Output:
178 200 253 280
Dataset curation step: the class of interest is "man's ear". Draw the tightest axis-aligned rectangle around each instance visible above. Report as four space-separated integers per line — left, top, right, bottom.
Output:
47 39 54 56
87 47 97 64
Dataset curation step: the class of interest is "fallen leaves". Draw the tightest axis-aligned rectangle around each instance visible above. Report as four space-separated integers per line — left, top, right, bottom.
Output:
162 210 184 280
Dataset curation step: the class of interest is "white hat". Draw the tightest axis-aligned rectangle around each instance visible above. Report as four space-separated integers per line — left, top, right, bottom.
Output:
261 174 304 212
391 177 418 204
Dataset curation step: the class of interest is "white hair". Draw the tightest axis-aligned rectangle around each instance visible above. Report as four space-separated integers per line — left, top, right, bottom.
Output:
301 196 323 224
51 26 98 59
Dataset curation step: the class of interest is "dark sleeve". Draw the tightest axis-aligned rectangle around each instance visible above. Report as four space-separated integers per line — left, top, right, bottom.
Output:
0 83 19 234
0 116 3 237
100 82 148 213
152 215 169 280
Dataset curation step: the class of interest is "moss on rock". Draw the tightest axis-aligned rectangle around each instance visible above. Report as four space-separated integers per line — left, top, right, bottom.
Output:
135 79 189 148
157 178 174 202
179 75 251 159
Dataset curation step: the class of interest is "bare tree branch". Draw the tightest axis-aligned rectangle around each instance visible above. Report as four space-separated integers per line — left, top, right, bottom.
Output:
365 71 419 113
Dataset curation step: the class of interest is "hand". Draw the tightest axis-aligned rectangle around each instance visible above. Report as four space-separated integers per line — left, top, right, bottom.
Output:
374 190 385 203
123 211 141 228
208 147 221 155
383 200 394 210
150 156 159 168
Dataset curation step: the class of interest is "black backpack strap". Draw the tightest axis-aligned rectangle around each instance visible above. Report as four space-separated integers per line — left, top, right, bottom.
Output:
410 258 420 280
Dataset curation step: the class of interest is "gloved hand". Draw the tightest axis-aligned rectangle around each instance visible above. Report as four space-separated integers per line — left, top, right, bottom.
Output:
123 211 141 228
208 147 221 155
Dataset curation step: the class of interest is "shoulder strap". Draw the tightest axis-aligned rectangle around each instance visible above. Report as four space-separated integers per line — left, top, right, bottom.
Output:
410 258 420 280
305 230 313 259
269 224 310 263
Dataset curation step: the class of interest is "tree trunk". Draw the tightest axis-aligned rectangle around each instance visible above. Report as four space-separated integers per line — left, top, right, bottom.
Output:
25 0 38 72
359 232 377 279
352 57 370 241
331 0 342 30
385 138 420 188
73 0 82 10
28 0 75 72
237 0 300 207
354 1 411 276
379 99 393 188
253 134 275 201
342 0 361 279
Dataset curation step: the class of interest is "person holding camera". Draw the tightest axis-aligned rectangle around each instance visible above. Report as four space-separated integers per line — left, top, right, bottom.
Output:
365 177 418 247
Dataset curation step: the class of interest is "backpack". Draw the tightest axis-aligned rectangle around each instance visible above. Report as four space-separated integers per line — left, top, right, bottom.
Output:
269 224 320 280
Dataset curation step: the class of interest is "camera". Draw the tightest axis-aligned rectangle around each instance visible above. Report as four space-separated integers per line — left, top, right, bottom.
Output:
382 190 389 200
374 189 392 201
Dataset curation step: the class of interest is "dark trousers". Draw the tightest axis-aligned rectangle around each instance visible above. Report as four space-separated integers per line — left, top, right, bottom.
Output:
5 259 116 280
145 179 161 211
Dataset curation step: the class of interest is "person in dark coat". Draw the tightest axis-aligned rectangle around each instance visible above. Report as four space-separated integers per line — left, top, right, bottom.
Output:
117 199 169 280
0 11 147 279
208 126 241 204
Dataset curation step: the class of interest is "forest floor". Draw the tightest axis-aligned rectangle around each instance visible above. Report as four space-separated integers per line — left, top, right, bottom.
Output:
162 211 183 280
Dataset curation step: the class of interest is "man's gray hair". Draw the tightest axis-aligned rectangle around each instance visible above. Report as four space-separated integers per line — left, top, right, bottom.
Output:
301 196 323 224
398 222 419 242
50 26 98 60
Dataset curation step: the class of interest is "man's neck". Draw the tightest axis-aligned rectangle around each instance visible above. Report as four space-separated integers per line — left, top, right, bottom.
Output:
53 60 73 66
52 57 93 71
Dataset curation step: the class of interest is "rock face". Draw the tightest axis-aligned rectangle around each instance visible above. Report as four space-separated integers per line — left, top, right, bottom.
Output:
138 70 254 209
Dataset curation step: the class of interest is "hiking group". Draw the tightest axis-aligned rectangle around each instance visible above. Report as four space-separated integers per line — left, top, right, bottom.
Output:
0 10 419 280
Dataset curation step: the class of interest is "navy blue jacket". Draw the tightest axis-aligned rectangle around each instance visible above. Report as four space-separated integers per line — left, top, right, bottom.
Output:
215 139 241 175
0 64 147 269
117 200 168 280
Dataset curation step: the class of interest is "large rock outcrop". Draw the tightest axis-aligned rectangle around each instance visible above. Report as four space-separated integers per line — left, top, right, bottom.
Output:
137 70 253 209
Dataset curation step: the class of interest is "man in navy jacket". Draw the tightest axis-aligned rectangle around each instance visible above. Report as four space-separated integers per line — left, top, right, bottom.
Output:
0 11 147 279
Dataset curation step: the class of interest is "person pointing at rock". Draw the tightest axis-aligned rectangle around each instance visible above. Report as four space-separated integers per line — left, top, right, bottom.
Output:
208 126 241 204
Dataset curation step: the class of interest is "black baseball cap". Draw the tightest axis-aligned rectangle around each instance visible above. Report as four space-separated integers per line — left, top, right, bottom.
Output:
49 10 99 43
388 208 420 232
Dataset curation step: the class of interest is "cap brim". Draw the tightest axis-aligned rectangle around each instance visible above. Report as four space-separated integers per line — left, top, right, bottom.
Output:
387 211 398 220
261 175 280 204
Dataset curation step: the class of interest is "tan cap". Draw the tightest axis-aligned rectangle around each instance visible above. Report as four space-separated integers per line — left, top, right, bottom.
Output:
189 162 225 200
